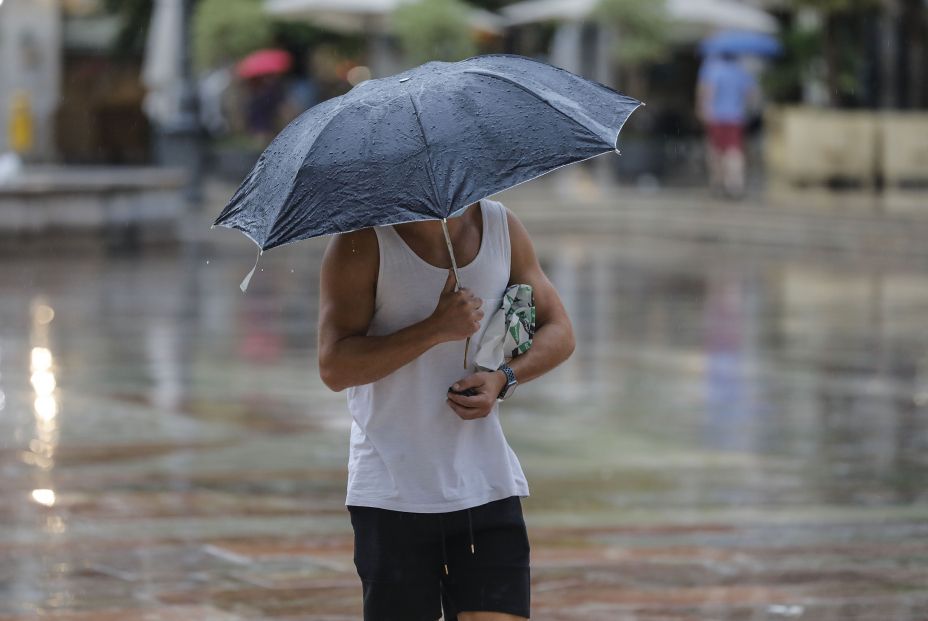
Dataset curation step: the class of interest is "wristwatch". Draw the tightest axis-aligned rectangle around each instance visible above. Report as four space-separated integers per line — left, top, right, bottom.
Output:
496 364 518 401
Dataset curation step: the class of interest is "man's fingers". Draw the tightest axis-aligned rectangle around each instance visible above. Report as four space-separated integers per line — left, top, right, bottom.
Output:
451 374 484 392
447 391 484 408
446 399 486 420
443 269 457 293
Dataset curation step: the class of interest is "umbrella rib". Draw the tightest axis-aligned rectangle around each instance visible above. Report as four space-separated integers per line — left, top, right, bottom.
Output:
405 91 444 214
463 69 618 149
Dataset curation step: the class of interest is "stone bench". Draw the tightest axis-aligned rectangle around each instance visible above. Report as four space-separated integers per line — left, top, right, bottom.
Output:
0 166 188 245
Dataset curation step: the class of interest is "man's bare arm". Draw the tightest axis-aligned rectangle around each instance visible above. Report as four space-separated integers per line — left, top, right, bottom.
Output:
447 209 575 418
502 208 576 384
318 229 483 392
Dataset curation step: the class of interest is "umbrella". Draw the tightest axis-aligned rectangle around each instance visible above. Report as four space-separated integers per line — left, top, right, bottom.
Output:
700 31 782 57
236 49 293 79
213 54 640 298
213 54 641 366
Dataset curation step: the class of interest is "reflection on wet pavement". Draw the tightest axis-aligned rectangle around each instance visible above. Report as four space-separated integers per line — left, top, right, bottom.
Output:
1 192 927 620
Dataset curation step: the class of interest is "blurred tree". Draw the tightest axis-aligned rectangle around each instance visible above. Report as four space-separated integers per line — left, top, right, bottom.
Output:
102 0 154 57
791 0 881 106
594 0 670 95
467 0 521 8
761 23 822 103
900 0 927 107
393 0 477 64
272 21 365 64
193 0 274 69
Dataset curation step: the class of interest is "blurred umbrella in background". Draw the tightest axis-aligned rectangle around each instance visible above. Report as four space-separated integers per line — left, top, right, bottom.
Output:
665 0 778 37
143 0 184 128
143 0 205 199
700 30 783 58
236 48 294 79
212 54 642 292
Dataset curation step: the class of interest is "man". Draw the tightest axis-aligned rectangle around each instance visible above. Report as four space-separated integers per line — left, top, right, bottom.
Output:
318 197 575 621
697 52 759 198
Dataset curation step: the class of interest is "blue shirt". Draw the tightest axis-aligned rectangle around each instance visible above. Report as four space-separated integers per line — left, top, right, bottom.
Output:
698 58 757 124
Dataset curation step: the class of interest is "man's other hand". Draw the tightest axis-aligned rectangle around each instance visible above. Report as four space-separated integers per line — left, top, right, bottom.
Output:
446 371 506 420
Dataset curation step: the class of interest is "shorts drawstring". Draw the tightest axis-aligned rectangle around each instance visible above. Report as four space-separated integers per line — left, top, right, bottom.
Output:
437 508 477 577
467 508 476 554
438 514 449 576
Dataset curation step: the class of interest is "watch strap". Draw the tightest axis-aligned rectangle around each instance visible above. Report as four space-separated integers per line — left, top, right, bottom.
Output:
497 364 517 400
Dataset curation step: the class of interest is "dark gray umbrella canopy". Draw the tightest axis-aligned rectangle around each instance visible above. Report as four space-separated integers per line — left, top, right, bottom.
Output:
212 54 642 252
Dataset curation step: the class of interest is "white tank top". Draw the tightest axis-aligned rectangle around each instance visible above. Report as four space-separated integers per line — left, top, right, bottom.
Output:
345 199 530 513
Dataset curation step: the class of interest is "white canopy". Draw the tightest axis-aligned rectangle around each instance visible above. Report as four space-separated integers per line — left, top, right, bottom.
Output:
668 0 779 36
266 0 504 35
503 0 779 36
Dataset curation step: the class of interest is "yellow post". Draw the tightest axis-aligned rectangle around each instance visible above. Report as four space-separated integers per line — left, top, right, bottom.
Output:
9 91 34 154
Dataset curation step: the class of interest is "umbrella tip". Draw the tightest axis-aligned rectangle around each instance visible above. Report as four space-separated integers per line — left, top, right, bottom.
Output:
239 250 262 293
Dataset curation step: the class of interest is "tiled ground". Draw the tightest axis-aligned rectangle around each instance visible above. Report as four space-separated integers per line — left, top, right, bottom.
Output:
1 183 927 620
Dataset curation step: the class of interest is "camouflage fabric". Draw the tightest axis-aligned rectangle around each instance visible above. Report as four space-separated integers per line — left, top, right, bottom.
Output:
502 283 535 357
473 283 535 372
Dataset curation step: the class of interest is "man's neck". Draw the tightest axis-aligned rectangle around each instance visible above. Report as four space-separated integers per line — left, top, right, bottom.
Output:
397 202 479 242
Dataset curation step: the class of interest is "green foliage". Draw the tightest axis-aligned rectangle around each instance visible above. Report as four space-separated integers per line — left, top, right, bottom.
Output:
101 0 153 57
784 0 883 106
594 0 671 65
791 0 880 12
467 0 520 9
193 0 274 69
761 23 822 101
393 0 477 65
272 20 365 60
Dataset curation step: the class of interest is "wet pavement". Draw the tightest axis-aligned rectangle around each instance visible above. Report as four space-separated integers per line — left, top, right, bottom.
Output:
1 182 927 620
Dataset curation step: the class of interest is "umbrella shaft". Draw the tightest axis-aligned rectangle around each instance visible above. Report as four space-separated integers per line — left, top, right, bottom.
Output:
441 218 469 369
440 219 463 291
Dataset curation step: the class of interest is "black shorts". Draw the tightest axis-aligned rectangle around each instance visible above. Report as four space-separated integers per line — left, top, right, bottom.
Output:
347 496 531 621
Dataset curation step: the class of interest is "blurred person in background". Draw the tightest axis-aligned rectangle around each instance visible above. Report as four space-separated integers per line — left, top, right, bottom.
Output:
697 52 759 199
244 74 286 143
199 66 234 137
280 71 320 125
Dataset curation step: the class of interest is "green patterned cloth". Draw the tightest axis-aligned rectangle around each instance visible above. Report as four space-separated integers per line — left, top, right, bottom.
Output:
474 283 535 371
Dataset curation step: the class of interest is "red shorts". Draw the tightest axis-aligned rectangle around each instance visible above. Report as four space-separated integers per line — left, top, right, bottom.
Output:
708 123 744 151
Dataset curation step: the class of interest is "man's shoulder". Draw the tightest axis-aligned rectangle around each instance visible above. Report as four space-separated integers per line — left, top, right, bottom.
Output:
330 227 379 254
483 198 513 220
322 228 380 281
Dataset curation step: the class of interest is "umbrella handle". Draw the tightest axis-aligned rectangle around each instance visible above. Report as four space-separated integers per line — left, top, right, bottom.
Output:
441 219 469 369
